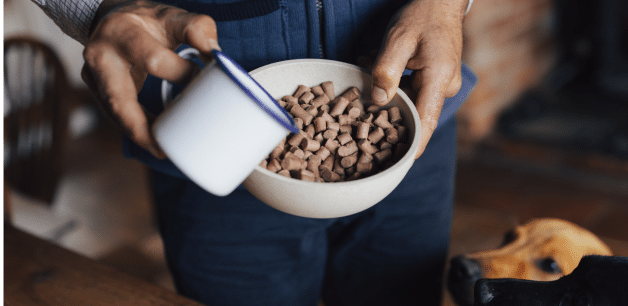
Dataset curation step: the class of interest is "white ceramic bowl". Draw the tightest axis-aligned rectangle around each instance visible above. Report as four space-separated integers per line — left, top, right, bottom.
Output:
242 59 421 218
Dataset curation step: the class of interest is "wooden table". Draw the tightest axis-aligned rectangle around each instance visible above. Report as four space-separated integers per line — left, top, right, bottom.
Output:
4 225 204 305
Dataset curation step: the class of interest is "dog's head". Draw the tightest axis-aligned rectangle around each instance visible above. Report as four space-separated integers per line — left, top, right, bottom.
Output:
447 218 612 306
474 255 628 306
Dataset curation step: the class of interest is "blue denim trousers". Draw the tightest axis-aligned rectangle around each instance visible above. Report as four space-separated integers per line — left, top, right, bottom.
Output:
150 118 457 306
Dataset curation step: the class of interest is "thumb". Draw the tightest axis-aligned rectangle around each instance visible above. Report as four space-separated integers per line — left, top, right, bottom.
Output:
370 38 415 106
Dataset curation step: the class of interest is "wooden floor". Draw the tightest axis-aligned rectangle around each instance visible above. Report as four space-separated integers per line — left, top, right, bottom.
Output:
9 120 628 306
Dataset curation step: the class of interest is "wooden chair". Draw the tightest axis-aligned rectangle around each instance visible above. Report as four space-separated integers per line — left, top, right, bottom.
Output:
4 36 71 208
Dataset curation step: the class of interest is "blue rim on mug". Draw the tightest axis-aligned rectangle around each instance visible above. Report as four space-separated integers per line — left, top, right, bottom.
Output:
211 50 299 134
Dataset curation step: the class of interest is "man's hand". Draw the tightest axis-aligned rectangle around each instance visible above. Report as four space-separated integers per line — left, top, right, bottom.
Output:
370 0 467 159
81 0 220 158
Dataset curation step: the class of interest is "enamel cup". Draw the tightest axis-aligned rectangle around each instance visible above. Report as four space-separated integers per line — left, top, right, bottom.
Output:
153 50 298 197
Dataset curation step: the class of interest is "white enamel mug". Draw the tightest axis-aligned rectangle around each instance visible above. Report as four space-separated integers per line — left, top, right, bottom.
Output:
152 49 298 197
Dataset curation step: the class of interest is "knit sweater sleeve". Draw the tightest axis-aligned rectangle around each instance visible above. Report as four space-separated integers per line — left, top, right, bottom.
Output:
31 0 104 45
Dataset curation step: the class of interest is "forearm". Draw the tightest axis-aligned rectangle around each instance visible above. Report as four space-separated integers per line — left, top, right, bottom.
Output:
31 0 103 44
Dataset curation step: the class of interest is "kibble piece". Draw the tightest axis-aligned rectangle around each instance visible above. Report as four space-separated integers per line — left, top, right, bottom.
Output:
341 86 361 101
321 81 335 100
337 132 353 145
297 169 316 181
290 146 305 158
327 122 340 131
389 107 402 124
319 111 334 123
277 169 291 177
330 97 351 117
311 85 325 97
339 125 352 134
321 169 340 182
320 155 334 172
267 159 282 172
305 105 318 116
311 94 330 108
352 98 365 115
277 99 287 108
287 132 306 147
315 146 331 161
305 124 315 138
338 114 352 126
346 104 361 119
337 140 358 157
362 112 374 123
301 138 321 152
294 118 304 130
333 158 345 176
307 155 322 177
345 166 356 177
323 129 338 140
282 154 303 171
356 162 373 174
314 117 327 133
314 133 324 142
346 172 361 181
269 143 285 160
299 91 315 104
283 95 298 105
293 85 310 99
290 104 314 126
357 139 379 155
374 110 393 129
366 105 380 113
356 122 370 139
368 127 385 144
324 139 340 154
341 152 358 168
380 141 393 151
358 152 373 164
385 128 399 144
374 149 393 164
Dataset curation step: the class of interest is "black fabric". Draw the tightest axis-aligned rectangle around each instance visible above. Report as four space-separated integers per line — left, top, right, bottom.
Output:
154 0 280 21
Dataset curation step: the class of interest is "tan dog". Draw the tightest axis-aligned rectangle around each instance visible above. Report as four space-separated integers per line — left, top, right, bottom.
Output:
447 218 612 306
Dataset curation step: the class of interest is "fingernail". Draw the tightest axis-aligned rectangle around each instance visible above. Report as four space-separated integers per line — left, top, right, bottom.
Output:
208 39 221 51
372 86 388 105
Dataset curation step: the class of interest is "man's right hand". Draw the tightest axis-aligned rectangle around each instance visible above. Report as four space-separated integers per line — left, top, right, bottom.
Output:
81 0 220 158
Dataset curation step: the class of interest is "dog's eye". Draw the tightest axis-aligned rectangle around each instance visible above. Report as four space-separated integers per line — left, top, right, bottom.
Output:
538 257 562 274
500 229 518 246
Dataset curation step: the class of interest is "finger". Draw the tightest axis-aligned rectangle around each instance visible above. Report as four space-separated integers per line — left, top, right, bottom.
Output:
411 65 456 159
170 13 220 58
370 29 416 106
124 32 201 84
84 45 166 159
445 67 463 98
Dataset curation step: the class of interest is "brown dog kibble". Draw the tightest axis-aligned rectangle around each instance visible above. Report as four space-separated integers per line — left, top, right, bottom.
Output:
263 81 410 182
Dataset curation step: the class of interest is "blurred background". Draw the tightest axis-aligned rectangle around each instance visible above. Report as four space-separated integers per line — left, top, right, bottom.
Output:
4 0 628 305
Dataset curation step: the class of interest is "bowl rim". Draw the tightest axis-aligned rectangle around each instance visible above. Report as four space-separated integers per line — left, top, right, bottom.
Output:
249 58 421 186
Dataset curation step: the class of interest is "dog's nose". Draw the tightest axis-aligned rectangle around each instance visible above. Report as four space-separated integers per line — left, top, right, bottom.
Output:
449 255 483 283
